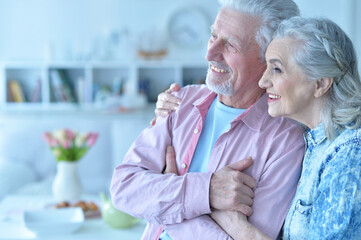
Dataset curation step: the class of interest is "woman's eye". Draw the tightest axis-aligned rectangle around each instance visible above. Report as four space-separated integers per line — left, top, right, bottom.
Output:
273 67 282 73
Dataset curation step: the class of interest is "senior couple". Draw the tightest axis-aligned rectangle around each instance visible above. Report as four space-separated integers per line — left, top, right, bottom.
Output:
111 0 361 239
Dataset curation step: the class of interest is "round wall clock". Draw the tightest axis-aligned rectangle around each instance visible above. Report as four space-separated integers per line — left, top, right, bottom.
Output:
168 7 210 49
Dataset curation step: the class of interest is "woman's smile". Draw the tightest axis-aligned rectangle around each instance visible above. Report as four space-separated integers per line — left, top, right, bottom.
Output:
267 92 281 103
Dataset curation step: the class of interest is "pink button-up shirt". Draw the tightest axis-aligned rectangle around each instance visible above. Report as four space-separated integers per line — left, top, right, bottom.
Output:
111 85 305 240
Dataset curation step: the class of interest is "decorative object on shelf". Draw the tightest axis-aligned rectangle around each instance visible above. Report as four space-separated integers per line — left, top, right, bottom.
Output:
137 28 168 60
43 129 99 201
168 6 210 49
7 79 26 102
49 69 77 103
100 192 139 229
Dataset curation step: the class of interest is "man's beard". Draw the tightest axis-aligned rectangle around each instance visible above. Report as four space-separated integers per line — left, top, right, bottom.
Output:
205 63 233 96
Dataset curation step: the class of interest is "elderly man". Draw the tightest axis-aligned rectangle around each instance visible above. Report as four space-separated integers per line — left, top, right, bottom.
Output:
111 0 304 239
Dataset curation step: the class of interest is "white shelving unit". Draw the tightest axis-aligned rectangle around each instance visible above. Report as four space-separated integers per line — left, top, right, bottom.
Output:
0 60 208 111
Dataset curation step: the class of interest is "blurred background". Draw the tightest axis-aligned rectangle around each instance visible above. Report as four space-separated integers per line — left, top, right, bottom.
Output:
0 0 359 64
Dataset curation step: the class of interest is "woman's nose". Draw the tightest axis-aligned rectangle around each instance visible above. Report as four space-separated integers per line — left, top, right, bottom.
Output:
259 70 272 89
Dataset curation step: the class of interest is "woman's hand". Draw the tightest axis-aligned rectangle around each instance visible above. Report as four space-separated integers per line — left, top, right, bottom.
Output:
150 83 181 126
211 210 272 240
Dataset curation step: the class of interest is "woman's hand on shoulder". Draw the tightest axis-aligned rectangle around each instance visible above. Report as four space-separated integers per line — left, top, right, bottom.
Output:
150 83 182 126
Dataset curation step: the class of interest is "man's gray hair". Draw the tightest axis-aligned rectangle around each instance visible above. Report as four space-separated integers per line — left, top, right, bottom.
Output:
218 0 300 61
273 17 361 139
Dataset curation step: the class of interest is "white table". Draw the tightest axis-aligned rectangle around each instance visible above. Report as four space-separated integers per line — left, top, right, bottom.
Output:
0 194 146 239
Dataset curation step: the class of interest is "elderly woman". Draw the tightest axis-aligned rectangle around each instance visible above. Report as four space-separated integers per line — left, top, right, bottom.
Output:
156 16 361 239
257 16 361 239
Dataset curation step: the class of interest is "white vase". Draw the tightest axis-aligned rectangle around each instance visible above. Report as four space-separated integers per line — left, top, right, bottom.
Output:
52 161 82 201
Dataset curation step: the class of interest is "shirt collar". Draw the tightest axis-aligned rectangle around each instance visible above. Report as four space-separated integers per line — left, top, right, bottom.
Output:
306 123 327 146
193 91 269 132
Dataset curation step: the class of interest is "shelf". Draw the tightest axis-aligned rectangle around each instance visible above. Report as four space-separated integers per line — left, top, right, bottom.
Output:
0 60 208 111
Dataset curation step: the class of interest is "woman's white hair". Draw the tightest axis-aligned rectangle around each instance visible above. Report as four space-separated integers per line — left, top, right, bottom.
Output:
218 0 300 61
273 17 361 139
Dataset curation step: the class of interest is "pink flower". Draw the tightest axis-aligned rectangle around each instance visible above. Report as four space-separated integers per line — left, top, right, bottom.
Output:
65 129 75 141
63 140 71 149
43 132 53 145
43 129 98 162
87 133 99 147
50 138 58 147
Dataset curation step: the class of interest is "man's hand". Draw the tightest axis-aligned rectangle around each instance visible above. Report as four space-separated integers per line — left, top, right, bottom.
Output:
163 146 256 216
210 157 256 216
150 83 181 126
163 146 178 175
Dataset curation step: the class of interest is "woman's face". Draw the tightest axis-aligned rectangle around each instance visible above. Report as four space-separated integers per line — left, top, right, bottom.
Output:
259 38 317 123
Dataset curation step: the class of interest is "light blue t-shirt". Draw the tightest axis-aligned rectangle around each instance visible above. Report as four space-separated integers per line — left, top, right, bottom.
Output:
189 96 245 172
160 96 245 240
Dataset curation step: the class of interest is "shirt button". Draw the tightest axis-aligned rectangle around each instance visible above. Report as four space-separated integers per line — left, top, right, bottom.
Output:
181 163 187 169
194 129 199 134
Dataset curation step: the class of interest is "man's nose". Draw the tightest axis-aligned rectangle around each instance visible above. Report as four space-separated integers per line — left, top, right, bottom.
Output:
205 39 224 62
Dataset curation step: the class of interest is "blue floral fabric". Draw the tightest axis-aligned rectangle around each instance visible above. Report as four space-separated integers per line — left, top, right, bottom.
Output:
283 124 361 240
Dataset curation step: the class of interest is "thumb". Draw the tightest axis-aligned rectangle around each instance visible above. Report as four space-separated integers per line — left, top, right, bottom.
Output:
229 157 253 171
164 146 178 175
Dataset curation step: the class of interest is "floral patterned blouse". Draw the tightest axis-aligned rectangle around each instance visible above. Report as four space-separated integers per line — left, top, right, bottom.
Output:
283 124 361 240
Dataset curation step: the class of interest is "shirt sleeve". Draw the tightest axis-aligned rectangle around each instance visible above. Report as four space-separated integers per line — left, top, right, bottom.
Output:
110 114 212 226
249 128 305 239
164 215 233 240
308 142 361 239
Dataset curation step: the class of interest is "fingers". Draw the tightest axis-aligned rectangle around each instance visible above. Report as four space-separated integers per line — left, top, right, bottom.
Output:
229 157 253 172
156 99 179 111
158 91 181 106
238 172 257 189
154 84 182 118
163 146 178 175
229 157 256 189
155 108 172 118
238 205 253 217
169 83 181 92
210 163 256 212
239 182 255 199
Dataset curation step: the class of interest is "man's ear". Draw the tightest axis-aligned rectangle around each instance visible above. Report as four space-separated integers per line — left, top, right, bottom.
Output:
314 77 333 98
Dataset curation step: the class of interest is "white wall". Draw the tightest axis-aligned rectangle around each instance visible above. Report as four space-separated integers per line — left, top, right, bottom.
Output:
0 0 220 62
0 0 359 69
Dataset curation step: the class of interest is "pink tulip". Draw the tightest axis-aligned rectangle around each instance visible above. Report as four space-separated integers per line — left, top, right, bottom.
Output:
63 140 71 149
66 129 75 141
87 133 98 147
54 139 61 147
50 138 58 147
43 132 53 145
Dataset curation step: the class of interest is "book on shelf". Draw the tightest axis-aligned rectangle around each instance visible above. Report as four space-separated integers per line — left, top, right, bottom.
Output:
7 79 26 102
50 69 76 103
30 78 42 103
